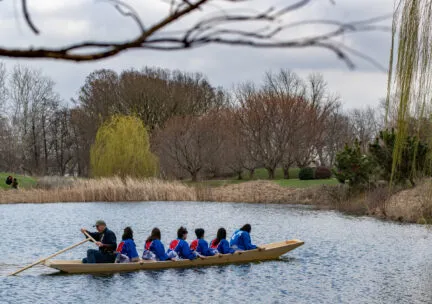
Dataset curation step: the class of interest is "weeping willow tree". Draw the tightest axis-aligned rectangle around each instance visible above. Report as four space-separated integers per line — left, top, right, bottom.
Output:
90 115 159 178
387 0 432 184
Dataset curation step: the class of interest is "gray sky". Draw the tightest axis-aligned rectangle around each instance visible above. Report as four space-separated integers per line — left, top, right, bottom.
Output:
0 0 393 109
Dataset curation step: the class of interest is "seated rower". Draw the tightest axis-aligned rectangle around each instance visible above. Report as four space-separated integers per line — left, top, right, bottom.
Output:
81 220 117 263
229 224 259 251
190 228 216 256
142 227 173 261
210 228 236 254
167 226 201 260
115 227 139 263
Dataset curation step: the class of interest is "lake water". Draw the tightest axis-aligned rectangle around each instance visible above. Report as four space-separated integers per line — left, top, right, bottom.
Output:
0 202 431 304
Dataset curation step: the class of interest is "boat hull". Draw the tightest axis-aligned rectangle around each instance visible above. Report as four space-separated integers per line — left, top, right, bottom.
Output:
44 239 304 274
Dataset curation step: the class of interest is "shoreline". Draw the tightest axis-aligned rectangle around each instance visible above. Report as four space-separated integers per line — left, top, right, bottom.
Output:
0 178 317 205
0 177 430 224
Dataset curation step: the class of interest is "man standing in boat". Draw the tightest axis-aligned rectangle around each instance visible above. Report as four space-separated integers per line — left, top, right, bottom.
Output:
81 220 117 263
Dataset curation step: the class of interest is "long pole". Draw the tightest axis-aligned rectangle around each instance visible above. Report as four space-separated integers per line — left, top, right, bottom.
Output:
83 231 98 243
8 238 90 276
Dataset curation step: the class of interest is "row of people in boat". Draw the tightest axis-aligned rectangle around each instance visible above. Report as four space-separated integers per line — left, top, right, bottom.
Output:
80 220 261 264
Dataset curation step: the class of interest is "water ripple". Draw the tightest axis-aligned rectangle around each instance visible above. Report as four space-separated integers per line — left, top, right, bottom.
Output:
0 202 431 304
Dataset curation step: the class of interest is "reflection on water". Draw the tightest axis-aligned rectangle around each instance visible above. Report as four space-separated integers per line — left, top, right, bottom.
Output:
0 202 431 304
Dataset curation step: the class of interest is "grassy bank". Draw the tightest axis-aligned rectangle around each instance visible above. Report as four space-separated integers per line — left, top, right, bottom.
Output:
320 179 432 224
187 167 337 188
192 178 338 188
0 173 37 190
385 180 432 223
1 172 429 225
0 177 318 205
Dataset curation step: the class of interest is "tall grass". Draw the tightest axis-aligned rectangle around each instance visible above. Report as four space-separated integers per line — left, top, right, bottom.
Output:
0 177 316 204
386 178 432 223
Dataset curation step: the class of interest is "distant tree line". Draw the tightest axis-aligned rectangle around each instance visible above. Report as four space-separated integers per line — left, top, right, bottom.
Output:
0 63 386 180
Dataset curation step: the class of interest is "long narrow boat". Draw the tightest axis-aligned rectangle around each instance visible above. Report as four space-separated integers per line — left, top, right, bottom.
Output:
44 239 304 274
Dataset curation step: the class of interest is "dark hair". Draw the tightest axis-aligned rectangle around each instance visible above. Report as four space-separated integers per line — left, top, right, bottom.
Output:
240 224 251 233
177 226 188 239
215 228 227 245
195 228 205 239
122 226 134 240
146 227 161 243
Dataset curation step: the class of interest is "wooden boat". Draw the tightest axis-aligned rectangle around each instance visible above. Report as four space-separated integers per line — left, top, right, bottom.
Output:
44 239 304 274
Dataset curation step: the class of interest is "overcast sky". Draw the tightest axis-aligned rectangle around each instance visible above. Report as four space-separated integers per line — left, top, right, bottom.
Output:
0 0 394 109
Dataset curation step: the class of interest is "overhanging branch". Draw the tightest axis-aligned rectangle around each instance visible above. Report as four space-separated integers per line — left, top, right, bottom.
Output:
0 0 390 68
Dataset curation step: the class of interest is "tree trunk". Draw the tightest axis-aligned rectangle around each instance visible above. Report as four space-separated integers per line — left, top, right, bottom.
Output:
267 167 275 179
248 168 255 179
283 165 290 179
237 171 243 180
42 116 48 175
191 171 199 182
31 120 39 174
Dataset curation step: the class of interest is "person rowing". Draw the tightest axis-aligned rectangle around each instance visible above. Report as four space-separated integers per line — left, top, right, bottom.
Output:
81 220 117 263
190 228 217 256
167 226 205 260
210 228 236 254
229 224 261 251
115 227 139 263
142 227 174 261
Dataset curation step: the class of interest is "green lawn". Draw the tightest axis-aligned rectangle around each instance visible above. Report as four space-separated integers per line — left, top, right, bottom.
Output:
186 167 338 188
246 167 300 180
275 178 339 188
192 178 338 188
0 173 37 190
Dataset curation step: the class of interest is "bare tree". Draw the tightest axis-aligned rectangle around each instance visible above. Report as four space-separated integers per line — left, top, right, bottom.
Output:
0 117 20 172
0 63 6 114
317 106 353 167
1 1 388 67
8 66 60 175
294 74 339 168
235 81 307 179
155 112 224 181
348 106 381 153
77 67 225 130
50 109 75 176
261 70 307 178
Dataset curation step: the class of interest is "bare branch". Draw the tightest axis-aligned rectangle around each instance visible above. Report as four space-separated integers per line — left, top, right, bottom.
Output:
1 0 390 67
21 0 39 34
106 0 146 32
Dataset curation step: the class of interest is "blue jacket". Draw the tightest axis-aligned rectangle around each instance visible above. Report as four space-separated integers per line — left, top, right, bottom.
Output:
145 239 169 261
210 239 235 254
167 239 197 260
86 228 117 254
190 239 216 256
116 239 139 259
229 230 257 250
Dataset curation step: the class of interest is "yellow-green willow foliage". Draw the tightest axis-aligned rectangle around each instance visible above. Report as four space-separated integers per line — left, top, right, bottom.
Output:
387 0 432 182
90 115 158 178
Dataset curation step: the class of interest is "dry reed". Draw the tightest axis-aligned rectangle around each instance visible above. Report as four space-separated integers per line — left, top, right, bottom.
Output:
386 179 432 223
2 176 430 224
0 178 314 205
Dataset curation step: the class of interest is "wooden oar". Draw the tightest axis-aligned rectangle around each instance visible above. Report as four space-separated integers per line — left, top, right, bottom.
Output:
8 238 90 276
82 231 98 243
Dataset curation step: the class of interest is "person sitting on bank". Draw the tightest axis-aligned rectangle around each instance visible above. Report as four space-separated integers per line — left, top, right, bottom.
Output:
167 226 202 260
81 220 117 263
115 226 139 263
190 228 216 256
12 178 18 189
210 228 236 254
142 227 174 261
229 224 259 251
